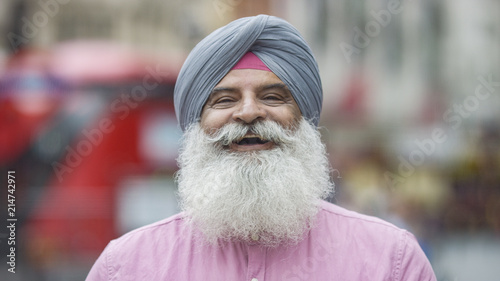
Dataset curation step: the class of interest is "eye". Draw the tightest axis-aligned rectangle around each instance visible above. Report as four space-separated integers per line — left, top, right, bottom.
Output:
264 95 280 100
215 97 235 104
262 94 284 103
210 96 237 108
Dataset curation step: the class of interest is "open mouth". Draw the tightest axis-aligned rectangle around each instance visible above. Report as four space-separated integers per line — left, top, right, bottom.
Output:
230 134 273 151
235 136 269 145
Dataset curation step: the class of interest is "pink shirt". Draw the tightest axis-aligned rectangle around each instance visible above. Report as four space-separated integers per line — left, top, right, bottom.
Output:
86 201 436 281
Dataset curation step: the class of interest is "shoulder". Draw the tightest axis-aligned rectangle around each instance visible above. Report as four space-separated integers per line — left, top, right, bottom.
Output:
104 212 192 259
314 201 436 280
109 213 191 260
86 213 191 280
113 212 187 244
316 200 414 248
316 200 415 253
318 200 403 231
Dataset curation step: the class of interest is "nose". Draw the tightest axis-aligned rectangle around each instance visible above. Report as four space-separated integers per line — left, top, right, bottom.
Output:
232 96 267 124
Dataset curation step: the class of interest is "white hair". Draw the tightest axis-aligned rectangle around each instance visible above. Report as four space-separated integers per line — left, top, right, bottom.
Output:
176 118 334 247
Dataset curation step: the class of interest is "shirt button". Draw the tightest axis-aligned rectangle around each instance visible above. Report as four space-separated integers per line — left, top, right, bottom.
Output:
251 278 258 281
251 233 259 241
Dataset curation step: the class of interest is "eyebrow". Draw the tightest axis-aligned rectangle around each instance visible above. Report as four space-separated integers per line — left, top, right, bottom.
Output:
211 83 289 94
259 83 289 92
211 87 238 94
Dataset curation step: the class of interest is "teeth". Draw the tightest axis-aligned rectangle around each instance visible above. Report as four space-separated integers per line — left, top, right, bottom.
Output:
236 134 263 142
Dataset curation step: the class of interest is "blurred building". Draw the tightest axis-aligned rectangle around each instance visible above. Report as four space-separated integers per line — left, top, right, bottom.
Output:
2 0 214 55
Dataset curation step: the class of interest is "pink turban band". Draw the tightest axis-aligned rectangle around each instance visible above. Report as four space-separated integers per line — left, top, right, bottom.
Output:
231 52 271 72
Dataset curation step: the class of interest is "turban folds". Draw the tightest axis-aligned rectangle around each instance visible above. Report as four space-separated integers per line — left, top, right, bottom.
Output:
174 15 323 131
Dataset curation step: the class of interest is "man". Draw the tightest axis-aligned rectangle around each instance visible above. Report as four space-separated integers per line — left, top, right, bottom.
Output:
87 15 436 280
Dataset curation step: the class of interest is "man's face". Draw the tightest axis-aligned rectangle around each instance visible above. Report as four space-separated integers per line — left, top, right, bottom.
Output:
179 69 332 246
200 69 302 152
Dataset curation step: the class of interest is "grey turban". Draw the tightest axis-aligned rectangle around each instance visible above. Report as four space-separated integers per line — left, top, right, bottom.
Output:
174 14 323 131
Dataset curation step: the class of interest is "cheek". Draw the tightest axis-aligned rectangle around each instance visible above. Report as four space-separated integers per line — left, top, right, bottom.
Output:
290 105 303 125
274 107 302 126
200 110 230 131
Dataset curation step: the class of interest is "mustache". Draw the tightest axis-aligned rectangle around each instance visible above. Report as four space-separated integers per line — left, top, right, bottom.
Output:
206 121 296 147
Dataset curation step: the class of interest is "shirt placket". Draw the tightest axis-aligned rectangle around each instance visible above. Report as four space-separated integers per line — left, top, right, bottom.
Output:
246 242 267 281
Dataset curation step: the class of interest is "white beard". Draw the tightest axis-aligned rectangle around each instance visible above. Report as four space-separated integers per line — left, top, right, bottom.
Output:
176 118 334 247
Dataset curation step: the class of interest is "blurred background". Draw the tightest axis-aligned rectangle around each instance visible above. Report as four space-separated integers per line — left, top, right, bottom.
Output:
0 0 499 280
